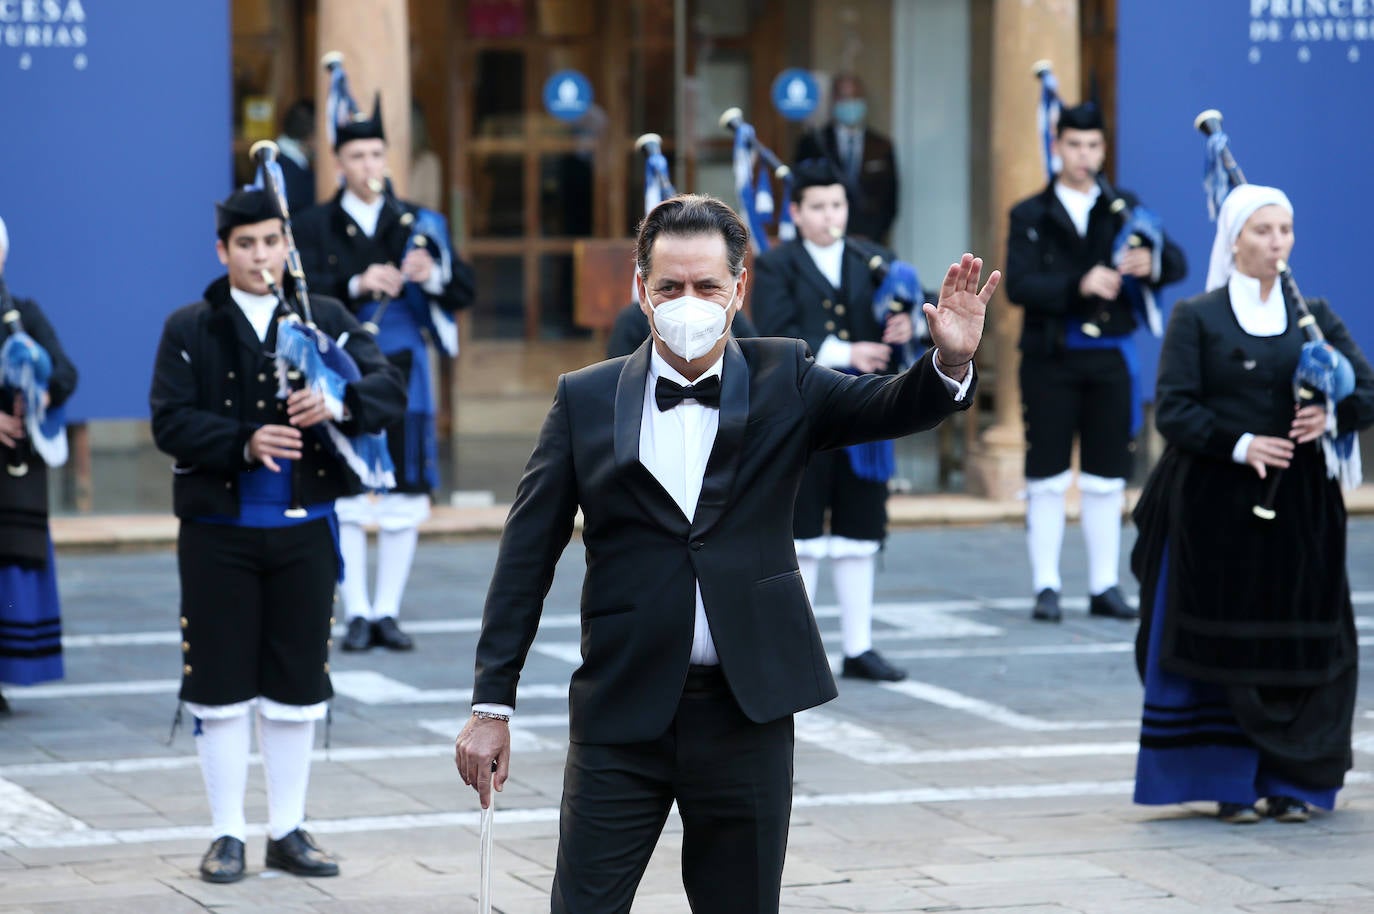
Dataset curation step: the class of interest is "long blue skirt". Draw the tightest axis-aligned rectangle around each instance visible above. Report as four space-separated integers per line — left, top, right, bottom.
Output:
0 535 64 686
1134 548 1338 810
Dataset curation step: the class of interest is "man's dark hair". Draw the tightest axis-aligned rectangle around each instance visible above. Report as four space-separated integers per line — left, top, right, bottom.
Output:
282 100 315 141
789 157 845 205
636 194 749 279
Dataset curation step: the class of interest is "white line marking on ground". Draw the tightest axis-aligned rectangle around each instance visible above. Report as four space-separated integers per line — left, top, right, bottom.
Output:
0 778 89 840
881 680 1136 731
7 771 1368 850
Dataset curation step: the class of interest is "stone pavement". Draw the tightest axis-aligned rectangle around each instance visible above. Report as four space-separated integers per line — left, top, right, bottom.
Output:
2 521 1372 913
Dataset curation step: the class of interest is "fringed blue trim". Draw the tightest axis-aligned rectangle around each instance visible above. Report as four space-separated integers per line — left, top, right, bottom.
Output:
325 61 360 150
645 149 676 214
0 329 67 466
871 259 926 369
845 439 896 484
1114 207 1166 337
276 320 397 491
1202 131 1234 221
1037 70 1062 181
1296 340 1362 487
731 122 772 253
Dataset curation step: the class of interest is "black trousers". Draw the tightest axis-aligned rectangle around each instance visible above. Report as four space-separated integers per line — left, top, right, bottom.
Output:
793 447 888 541
177 518 338 707
1020 347 1133 480
551 666 795 914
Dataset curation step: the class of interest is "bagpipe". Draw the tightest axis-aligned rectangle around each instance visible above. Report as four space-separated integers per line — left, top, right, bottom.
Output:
248 140 396 509
835 229 931 368
1194 109 1360 519
0 277 68 477
1033 60 1164 342
718 107 794 252
323 51 459 359
634 132 676 213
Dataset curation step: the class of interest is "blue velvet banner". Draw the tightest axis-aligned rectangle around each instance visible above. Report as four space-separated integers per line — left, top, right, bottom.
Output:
0 0 231 419
1117 1 1374 393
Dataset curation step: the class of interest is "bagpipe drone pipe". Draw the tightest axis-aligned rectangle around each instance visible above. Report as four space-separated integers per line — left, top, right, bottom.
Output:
248 140 396 511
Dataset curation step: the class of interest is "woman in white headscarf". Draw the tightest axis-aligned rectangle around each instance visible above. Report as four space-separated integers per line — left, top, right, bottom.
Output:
1129 186 1374 825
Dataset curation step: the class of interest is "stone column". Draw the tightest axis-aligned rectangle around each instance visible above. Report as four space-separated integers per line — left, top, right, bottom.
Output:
315 0 411 201
966 0 1079 499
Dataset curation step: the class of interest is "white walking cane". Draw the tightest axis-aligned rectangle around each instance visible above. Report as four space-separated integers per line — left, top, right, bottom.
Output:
478 760 496 913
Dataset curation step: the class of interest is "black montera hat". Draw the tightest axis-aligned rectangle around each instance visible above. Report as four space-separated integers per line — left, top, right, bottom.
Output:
789 157 846 203
334 92 386 150
215 188 284 237
1057 102 1105 135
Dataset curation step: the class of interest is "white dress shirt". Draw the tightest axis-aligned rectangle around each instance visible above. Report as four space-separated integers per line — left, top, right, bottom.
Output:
802 238 853 369
229 287 278 343
1053 181 1101 238
642 347 725 665
1228 271 1290 464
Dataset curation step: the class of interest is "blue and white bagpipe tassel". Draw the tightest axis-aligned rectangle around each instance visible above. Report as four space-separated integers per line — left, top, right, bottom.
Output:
323 52 360 151
730 121 772 253
643 145 675 213
275 319 396 491
871 258 926 369
1113 207 1165 337
0 330 67 467
1294 340 1362 489
1201 127 1236 222
403 208 459 358
776 168 796 242
1033 60 1062 182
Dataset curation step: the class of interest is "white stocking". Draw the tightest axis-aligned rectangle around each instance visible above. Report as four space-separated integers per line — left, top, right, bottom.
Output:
338 522 372 621
832 554 876 658
256 711 316 841
373 525 420 619
194 712 251 842
1079 475 1125 595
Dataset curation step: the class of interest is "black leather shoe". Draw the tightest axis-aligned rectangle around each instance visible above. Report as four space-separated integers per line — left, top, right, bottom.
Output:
341 617 373 652
1218 802 1260 824
372 616 414 651
265 827 339 877
1031 588 1062 622
1265 796 1310 823
199 835 246 883
841 649 907 682
1088 586 1138 620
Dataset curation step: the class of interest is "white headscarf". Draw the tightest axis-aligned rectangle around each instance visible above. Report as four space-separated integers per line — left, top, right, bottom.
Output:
0 215 8 255
1205 184 1293 292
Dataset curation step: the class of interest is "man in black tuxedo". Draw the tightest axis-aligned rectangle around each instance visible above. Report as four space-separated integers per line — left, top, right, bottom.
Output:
455 194 996 913
795 73 899 244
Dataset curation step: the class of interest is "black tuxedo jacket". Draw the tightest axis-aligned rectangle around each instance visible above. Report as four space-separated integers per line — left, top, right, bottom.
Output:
473 337 972 744
795 125 898 244
1004 182 1187 356
292 190 475 318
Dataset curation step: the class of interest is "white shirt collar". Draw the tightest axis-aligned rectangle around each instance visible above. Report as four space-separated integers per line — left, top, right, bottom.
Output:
648 344 725 388
1053 180 1101 237
1227 271 1288 337
229 286 279 343
802 237 845 289
341 188 385 237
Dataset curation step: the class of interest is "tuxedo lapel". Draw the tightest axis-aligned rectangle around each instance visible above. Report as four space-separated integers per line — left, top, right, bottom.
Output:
692 338 749 538
614 339 692 532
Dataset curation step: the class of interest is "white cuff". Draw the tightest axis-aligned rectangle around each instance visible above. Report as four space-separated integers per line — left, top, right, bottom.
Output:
815 335 852 369
347 274 364 300
933 350 974 402
473 702 514 720
1232 433 1255 465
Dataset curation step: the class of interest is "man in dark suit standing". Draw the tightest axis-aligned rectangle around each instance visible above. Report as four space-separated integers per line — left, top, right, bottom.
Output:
455 194 997 913
795 73 899 244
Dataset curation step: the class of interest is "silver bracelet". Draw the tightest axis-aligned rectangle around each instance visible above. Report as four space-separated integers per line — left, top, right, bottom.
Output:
472 710 510 723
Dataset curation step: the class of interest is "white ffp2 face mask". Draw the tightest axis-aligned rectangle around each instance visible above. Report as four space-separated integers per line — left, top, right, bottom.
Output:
648 292 736 362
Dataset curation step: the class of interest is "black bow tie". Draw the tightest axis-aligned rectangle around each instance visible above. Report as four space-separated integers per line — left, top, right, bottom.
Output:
655 374 722 411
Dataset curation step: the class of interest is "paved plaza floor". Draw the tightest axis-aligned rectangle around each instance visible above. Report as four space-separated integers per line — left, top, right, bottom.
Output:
2 521 1371 912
